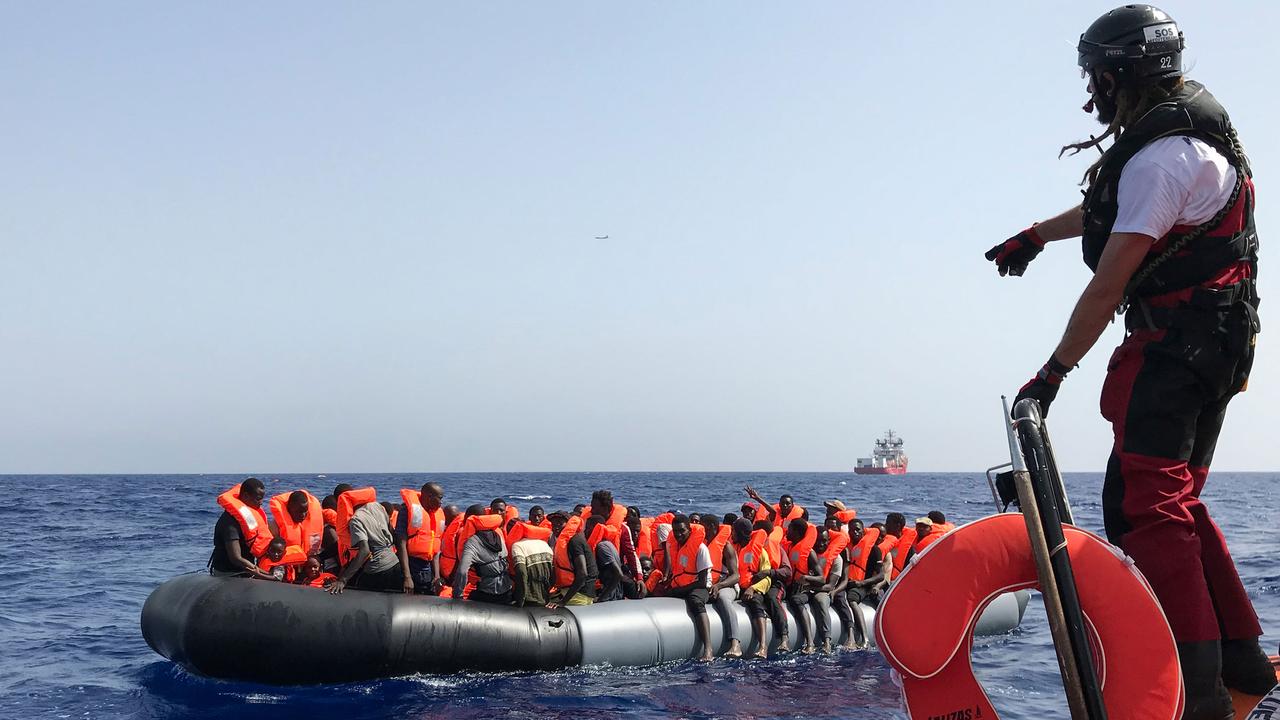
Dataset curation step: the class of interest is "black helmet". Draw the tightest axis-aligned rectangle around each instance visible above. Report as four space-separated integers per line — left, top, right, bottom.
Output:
1078 5 1184 80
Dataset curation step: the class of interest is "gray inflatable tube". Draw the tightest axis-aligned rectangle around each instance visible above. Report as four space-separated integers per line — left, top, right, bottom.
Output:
142 574 1029 685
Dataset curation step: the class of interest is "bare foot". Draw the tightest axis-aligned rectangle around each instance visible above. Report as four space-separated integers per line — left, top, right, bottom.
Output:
723 641 743 659
800 644 815 655
752 648 768 659
697 653 714 663
775 636 791 654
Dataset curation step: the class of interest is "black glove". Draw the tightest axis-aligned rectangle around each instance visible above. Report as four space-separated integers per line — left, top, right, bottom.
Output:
985 226 1046 277
1014 355 1072 417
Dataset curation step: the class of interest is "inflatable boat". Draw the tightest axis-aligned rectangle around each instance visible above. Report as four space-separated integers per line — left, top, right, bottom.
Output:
141 574 1029 685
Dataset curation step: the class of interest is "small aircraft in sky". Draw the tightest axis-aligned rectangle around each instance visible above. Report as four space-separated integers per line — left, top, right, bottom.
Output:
594 235 609 239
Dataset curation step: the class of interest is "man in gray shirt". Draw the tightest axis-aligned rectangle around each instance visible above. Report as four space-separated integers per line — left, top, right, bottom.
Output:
328 496 402 594
452 504 513 604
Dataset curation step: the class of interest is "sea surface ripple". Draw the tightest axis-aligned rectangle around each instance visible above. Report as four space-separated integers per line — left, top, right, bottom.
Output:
3 471 1276 719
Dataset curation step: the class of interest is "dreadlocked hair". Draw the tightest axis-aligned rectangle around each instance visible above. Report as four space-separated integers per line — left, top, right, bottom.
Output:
1061 74 1185 187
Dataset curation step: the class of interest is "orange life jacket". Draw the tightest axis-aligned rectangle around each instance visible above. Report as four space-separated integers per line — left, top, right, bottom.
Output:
586 520 620 552
765 526 784 566
783 522 818 583
707 524 733 583
321 508 338 528
848 526 882 582
217 484 274 558
458 514 506 596
259 544 308 582
649 513 675 571
665 524 707 590
891 528 918 578
773 503 806 525
506 521 554 577
835 509 859 524
819 530 851 581
552 515 585 589
335 487 377 566
504 505 520 523
637 518 654 558
399 489 446 560
438 514 466 580
602 504 627 529
268 491 324 556
308 571 338 588
736 529 768 591
645 568 663 594
876 533 900 581
507 521 553 545
914 527 948 554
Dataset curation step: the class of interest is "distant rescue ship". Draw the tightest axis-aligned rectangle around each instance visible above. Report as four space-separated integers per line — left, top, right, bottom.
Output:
854 430 908 475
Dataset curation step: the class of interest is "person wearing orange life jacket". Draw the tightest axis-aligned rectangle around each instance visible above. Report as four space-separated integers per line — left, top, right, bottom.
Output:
527 505 549 529
435 505 464 597
269 490 324 558
584 516 625 602
860 519 897 605
823 515 863 650
927 510 956 534
662 514 715 662
452 505 513 604
590 490 643 592
259 538 310 583
822 499 859 533
317 494 341 572
328 486 402 594
640 556 663 595
907 517 948 563
780 519 823 654
394 482 446 596
624 506 651 587
886 512 919 580
330 483 356 563
846 519 886 602
701 515 745 658
508 519 554 607
730 518 773 659
298 556 338 588
210 478 278 580
744 485 806 528
750 517 792 654
647 512 676 578
547 511 598 608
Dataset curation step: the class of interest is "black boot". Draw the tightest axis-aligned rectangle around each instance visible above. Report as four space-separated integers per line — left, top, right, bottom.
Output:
1179 641 1234 720
1222 637 1278 696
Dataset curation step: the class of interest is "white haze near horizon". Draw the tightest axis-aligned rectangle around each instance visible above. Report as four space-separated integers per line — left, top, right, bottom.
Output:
2 2 1278 474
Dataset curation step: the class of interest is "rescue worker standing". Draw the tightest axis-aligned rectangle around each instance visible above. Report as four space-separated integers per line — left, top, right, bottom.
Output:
986 6 1268 716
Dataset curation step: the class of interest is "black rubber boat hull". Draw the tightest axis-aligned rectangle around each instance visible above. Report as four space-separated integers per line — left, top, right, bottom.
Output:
142 574 1028 685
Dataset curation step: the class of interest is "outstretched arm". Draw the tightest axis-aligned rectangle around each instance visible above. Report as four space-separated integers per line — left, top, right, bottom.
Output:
1034 206 1086 243
1051 232 1153 367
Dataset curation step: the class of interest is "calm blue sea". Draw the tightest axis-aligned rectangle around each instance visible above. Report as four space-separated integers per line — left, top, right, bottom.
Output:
3 471 1276 719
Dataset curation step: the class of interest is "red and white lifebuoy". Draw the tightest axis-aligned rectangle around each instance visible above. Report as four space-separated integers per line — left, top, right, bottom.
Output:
875 513 1183 719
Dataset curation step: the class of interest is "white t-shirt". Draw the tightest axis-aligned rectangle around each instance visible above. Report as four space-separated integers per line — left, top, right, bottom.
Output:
694 544 713 588
1113 136 1237 240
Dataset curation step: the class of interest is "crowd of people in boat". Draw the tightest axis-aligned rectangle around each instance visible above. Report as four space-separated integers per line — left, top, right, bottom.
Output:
210 477 957 659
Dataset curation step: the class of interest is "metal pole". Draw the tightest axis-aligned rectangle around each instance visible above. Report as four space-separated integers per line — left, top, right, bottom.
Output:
1002 397 1095 720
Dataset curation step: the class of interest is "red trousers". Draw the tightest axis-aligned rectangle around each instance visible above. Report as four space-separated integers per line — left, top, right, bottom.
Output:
1100 313 1259 643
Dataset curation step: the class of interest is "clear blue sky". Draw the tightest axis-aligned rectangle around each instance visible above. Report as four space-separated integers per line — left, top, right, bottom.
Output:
2 2 1276 472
